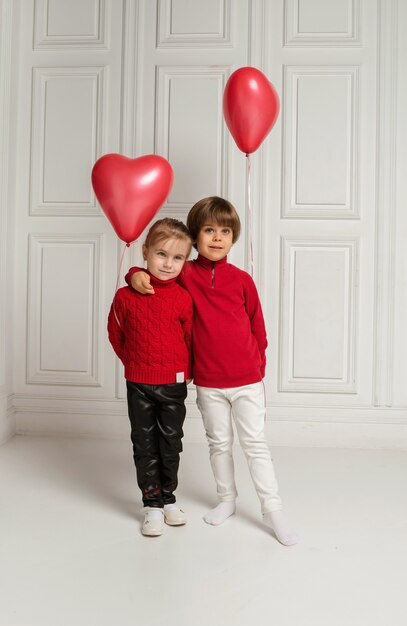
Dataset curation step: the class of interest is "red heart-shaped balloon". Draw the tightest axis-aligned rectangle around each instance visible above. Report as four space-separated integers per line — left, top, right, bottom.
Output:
223 67 280 155
91 154 174 244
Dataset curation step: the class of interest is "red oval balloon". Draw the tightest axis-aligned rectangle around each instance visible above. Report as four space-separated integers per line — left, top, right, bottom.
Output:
223 67 280 155
91 154 174 244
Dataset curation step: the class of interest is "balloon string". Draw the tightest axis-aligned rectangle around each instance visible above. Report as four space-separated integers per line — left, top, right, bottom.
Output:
113 242 130 328
246 154 254 277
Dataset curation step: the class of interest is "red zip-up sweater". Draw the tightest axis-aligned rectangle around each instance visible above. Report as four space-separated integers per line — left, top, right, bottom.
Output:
108 273 193 385
125 255 267 388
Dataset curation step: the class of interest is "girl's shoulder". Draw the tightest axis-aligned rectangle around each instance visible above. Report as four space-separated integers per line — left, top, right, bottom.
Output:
115 285 130 297
114 285 142 303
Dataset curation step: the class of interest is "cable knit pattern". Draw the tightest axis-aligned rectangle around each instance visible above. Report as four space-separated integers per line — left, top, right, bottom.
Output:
108 273 193 384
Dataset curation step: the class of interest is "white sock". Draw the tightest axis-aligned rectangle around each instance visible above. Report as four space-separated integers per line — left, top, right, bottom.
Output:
163 503 178 511
203 501 236 526
146 509 163 521
263 510 299 546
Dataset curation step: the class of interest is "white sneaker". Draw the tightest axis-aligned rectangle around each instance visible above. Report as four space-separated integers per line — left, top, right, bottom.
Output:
164 505 187 526
141 507 164 536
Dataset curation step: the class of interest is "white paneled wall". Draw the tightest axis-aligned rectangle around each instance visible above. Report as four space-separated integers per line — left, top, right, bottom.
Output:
1 0 406 447
13 0 123 417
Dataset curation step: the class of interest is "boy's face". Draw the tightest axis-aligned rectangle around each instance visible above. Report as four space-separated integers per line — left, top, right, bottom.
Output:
143 237 190 280
196 223 233 262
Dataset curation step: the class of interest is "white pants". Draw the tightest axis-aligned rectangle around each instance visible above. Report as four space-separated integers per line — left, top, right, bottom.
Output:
196 382 282 513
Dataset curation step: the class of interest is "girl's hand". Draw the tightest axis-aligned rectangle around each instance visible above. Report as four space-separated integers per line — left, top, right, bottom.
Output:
131 271 154 294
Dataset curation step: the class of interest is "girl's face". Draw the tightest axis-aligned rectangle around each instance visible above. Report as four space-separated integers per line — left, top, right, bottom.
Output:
143 237 190 281
196 223 233 262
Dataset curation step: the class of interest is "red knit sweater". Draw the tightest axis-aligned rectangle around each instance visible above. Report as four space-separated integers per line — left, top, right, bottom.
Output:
108 273 193 384
126 255 267 388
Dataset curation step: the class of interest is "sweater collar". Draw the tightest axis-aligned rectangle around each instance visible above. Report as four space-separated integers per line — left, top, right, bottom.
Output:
196 254 228 269
147 271 178 289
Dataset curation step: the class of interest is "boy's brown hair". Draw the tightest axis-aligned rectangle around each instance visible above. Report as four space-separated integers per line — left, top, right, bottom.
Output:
187 196 241 248
143 218 192 256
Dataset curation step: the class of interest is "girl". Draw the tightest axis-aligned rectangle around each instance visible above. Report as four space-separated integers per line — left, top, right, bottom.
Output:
108 218 193 537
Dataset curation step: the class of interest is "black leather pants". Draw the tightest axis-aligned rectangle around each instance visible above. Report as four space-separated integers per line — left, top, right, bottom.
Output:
126 381 187 508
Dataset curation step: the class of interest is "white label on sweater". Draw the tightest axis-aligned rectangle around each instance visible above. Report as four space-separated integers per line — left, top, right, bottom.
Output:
176 372 184 383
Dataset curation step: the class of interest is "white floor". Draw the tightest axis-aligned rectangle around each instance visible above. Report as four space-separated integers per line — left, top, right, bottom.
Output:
0 435 406 626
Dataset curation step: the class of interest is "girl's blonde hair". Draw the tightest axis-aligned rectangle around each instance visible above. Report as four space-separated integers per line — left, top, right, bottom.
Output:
143 218 192 256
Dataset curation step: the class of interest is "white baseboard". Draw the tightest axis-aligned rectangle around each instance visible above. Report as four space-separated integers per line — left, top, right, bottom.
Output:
10 394 407 449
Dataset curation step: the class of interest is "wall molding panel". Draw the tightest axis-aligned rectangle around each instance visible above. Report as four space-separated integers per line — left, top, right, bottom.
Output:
29 67 106 216
33 0 108 49
157 0 231 48
27 234 103 387
284 0 361 47
155 65 229 209
279 237 358 394
282 65 359 219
